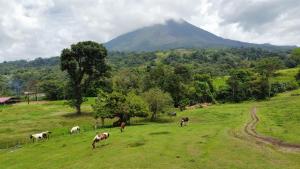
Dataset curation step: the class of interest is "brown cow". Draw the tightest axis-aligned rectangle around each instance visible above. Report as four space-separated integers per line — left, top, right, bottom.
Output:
120 122 126 132
92 132 110 149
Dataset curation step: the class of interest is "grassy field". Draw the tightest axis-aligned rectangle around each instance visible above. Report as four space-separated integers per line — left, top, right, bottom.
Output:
271 67 299 83
212 67 300 90
0 98 96 148
256 89 300 143
0 90 300 168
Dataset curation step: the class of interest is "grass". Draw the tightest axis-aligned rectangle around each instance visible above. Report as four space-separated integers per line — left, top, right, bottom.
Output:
256 89 300 143
271 67 299 83
0 98 96 148
0 90 300 168
213 76 229 90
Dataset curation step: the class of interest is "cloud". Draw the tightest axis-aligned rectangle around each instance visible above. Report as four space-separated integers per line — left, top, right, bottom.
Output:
0 0 299 62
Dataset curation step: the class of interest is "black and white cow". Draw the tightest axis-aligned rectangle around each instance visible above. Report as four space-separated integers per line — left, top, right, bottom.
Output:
180 117 189 127
30 131 51 142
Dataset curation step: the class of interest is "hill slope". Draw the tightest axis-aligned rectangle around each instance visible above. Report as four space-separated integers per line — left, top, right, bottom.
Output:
105 19 294 51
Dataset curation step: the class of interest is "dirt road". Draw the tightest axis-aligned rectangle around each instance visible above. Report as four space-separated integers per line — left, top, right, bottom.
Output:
244 107 300 151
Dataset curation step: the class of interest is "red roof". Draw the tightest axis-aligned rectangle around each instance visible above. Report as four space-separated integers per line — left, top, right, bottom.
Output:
0 97 12 103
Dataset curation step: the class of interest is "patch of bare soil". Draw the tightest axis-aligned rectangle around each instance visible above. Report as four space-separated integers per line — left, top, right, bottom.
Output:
186 103 211 110
244 107 300 152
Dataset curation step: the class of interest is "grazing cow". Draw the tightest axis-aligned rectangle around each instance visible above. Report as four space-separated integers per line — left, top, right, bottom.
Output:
70 126 80 134
30 131 51 142
92 132 110 149
120 122 126 132
180 117 189 127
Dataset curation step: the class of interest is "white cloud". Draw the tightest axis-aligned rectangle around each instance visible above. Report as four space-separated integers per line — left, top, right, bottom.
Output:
0 0 299 62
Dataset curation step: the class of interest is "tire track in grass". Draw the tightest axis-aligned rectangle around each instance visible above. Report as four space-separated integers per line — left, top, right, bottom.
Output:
245 107 300 151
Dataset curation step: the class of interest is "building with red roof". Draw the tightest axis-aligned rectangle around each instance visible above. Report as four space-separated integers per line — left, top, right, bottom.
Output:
0 97 20 104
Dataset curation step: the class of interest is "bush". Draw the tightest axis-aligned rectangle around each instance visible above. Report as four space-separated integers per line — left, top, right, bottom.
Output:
271 81 299 96
142 88 173 121
179 98 190 111
286 81 299 91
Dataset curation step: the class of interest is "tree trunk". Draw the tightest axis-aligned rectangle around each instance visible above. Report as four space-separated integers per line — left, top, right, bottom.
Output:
76 104 81 115
74 83 82 115
95 119 99 129
151 112 157 121
35 87 38 101
268 78 271 98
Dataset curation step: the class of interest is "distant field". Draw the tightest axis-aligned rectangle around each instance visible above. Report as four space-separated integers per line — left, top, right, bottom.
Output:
212 67 300 90
271 67 299 83
0 89 300 168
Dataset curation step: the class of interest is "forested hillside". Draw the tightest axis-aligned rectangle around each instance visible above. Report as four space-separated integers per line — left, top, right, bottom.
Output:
1 47 300 106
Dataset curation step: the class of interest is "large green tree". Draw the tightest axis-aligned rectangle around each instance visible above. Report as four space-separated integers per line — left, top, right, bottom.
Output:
255 57 284 97
255 57 284 77
61 41 108 114
142 88 173 121
113 68 142 94
92 90 113 128
0 75 10 96
93 91 148 127
227 69 254 102
193 74 216 103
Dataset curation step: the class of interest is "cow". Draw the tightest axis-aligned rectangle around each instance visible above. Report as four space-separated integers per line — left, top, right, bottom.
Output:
92 132 110 149
30 131 51 142
180 117 189 127
120 122 126 132
70 126 80 134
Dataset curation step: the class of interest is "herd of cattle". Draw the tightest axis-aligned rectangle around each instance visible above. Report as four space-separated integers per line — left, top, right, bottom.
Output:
29 117 189 149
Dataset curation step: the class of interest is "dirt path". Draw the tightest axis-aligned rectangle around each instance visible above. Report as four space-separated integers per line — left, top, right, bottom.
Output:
244 107 300 151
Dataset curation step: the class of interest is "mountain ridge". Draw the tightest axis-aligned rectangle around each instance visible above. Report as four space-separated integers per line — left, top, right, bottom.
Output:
105 19 295 51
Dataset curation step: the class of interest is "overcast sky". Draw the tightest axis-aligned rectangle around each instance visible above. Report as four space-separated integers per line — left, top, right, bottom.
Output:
0 0 299 62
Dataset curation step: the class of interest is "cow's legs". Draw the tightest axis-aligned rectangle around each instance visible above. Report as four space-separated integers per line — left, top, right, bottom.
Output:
92 140 96 149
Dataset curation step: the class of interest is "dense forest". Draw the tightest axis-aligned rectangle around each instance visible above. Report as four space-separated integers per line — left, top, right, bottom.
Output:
1 47 300 112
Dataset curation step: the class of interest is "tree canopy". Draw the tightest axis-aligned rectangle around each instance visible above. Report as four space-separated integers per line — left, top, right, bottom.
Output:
61 41 108 114
142 88 173 121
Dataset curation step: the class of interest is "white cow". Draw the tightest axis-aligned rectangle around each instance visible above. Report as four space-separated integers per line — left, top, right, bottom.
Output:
70 126 80 134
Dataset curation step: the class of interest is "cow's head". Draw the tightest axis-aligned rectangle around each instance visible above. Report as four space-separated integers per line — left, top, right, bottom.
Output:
42 133 48 138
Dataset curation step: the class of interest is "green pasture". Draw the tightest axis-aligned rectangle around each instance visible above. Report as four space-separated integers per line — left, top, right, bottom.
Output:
0 89 300 168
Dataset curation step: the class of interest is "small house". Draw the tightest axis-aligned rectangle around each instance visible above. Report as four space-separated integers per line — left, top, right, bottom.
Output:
0 97 20 105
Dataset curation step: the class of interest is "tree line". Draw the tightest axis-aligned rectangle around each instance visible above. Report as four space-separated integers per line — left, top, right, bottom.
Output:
1 42 300 124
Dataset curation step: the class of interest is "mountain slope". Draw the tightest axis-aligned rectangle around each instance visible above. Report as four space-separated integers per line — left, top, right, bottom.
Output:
105 19 294 51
